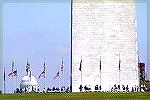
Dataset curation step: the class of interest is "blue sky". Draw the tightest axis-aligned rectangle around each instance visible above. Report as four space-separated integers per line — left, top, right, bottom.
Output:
136 2 148 78
3 2 71 93
2 1 149 93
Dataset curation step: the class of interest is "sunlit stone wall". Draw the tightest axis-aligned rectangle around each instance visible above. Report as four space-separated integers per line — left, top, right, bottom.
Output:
72 0 139 92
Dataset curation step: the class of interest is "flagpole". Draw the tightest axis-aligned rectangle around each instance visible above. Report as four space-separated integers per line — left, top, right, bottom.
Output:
12 74 14 93
28 76 29 93
15 75 17 93
59 72 60 92
63 71 64 90
119 69 120 91
81 70 82 87
44 61 46 91
119 54 121 91
61 57 63 87
43 73 45 92
61 57 64 92
26 59 30 93
44 71 46 90
99 56 101 91
62 59 65 90
61 70 63 92
80 56 82 92
26 59 29 93
4 67 6 94
43 58 46 91
29 70 31 93
15 65 18 93
12 61 14 93
28 72 29 93
44 72 45 90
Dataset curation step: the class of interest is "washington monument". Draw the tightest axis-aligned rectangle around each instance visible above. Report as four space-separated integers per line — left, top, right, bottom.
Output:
71 0 139 92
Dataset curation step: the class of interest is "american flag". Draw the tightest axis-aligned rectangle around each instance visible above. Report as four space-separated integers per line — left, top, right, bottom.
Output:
38 71 45 79
8 61 17 77
38 62 46 79
8 70 17 77
119 54 121 71
4 67 5 82
53 71 60 79
79 59 82 71
99 57 101 71
119 59 121 71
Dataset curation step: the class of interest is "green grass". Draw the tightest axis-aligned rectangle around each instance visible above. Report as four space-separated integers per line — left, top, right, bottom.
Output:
1 92 150 100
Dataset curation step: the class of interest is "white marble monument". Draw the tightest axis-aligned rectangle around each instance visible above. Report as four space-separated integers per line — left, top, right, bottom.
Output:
72 0 139 92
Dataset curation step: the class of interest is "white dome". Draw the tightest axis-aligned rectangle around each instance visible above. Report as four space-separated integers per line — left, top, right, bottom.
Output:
20 70 39 92
20 75 39 88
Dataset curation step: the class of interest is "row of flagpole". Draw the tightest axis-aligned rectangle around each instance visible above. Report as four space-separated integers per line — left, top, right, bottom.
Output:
78 55 121 91
3 57 65 93
53 57 65 91
3 54 139 93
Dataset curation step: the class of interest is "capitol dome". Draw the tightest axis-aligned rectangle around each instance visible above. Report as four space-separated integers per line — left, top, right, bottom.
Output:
20 70 39 92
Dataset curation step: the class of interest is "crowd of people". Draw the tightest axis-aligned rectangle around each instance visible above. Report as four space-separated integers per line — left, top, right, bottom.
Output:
78 84 146 92
14 86 71 93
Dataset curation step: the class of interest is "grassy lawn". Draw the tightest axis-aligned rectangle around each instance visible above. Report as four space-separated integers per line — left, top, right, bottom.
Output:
1 92 150 100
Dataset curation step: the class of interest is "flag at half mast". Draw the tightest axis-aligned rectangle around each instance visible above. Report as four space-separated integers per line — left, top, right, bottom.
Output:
8 70 17 77
119 58 121 71
8 61 17 77
99 56 101 71
39 62 46 79
54 71 60 79
4 67 6 82
79 58 82 71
